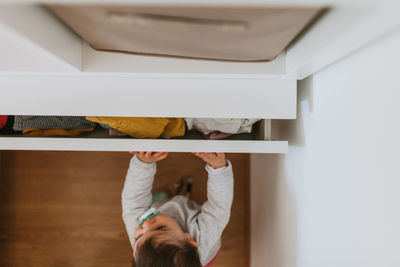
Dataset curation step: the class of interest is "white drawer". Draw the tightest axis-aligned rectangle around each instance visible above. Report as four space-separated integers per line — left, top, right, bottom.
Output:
0 76 296 119
0 119 288 153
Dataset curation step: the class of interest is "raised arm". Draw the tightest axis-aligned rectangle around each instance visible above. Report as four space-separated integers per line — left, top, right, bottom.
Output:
192 153 234 259
122 151 168 247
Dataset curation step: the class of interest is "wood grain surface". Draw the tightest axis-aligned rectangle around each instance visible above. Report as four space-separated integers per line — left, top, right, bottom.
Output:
0 151 249 267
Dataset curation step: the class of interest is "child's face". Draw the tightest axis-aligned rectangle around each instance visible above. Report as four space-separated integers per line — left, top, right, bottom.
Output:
133 214 188 255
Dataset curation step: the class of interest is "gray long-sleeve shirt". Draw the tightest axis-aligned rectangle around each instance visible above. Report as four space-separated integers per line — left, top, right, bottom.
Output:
122 155 234 266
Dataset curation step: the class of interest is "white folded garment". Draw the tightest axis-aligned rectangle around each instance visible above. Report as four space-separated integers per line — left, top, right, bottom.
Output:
185 118 260 135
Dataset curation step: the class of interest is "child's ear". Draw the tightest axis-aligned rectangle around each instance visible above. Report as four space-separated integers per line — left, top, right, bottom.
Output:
184 232 199 248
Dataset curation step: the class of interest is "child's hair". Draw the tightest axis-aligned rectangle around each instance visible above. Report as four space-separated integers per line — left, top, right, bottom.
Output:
132 237 202 267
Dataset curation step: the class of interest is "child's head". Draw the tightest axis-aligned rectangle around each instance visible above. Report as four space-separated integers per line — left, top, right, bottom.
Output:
132 214 202 267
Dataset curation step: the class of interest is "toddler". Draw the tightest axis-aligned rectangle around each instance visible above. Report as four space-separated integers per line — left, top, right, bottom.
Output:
122 151 234 267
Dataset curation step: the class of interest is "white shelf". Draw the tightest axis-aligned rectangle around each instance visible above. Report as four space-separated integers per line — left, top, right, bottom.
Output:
0 120 288 153
0 137 287 153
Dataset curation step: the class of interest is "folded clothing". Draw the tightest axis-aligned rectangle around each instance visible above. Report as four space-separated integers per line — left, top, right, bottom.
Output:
0 116 18 135
0 115 7 129
109 128 128 137
86 117 185 139
13 116 96 131
23 128 95 137
185 118 260 135
204 131 233 140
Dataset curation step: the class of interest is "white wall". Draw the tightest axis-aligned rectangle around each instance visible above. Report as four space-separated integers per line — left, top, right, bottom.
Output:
251 29 400 267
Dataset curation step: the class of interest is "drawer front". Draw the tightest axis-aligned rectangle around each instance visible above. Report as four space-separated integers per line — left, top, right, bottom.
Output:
0 76 296 119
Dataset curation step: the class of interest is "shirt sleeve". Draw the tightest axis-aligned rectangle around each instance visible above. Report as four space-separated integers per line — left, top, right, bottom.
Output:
121 155 156 248
197 160 234 260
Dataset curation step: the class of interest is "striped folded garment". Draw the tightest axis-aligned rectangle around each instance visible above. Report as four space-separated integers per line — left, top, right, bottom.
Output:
13 116 96 137
13 116 95 131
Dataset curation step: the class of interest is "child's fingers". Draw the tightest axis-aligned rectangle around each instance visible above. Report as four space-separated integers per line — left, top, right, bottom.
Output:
158 152 169 160
201 152 218 159
154 152 167 158
202 153 216 159
216 152 225 158
199 153 210 160
204 152 217 156
152 151 162 157
209 154 217 159
193 152 208 161
193 152 221 161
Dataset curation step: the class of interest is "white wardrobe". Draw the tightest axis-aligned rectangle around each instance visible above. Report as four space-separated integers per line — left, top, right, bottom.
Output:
1 1 400 267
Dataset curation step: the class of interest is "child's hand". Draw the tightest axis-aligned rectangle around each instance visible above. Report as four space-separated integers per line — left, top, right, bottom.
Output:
192 152 227 169
129 151 169 163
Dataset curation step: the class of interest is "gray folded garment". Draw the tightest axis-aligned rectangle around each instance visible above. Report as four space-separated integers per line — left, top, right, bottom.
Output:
13 116 96 131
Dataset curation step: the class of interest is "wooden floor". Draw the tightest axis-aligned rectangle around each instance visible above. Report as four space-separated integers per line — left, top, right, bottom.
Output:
0 151 249 267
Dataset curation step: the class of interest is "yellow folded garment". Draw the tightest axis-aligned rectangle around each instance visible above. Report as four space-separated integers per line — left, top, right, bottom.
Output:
86 117 185 138
85 117 185 139
23 128 95 137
